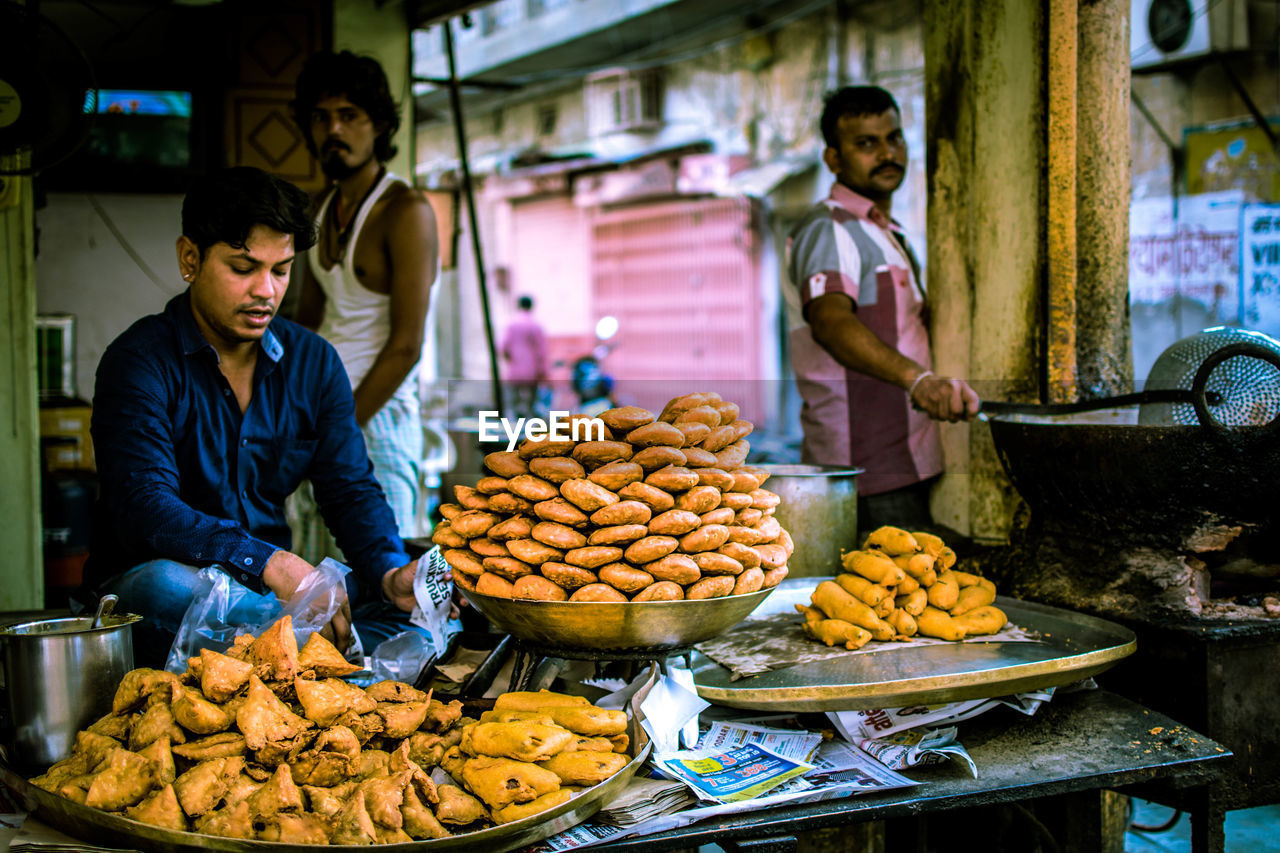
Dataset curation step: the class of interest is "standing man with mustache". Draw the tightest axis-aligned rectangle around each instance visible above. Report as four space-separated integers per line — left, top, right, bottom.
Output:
785 86 980 534
289 51 439 622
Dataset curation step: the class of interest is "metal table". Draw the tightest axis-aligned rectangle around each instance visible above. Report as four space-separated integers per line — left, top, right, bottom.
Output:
589 689 1232 853
1096 612 1280 853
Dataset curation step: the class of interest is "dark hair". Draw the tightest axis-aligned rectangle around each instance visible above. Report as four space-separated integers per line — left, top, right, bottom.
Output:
181 167 316 256
518 295 534 311
291 50 400 162
820 86 900 149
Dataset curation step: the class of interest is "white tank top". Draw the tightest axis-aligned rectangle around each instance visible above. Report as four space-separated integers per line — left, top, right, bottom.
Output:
310 171 418 405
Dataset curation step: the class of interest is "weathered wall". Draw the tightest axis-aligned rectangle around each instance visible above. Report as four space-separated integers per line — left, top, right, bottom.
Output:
0 175 43 609
335 0 415 183
1129 22 1279 379
1077 0 1133 398
925 0 1134 542
925 0 1044 542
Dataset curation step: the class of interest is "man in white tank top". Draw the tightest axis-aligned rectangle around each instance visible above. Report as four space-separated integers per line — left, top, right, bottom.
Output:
289 51 439 645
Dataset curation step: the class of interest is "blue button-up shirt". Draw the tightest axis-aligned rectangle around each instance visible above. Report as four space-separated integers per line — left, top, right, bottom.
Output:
86 291 408 600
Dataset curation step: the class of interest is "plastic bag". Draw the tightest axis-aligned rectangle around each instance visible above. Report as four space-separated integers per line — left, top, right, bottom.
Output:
163 558 351 673
409 547 461 660
369 631 433 684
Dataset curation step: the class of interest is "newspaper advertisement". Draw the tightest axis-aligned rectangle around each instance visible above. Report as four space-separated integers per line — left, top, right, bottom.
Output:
650 742 813 803
698 721 824 763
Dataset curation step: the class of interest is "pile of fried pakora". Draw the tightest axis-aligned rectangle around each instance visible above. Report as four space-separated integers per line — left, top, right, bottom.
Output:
437 392 793 602
29 616 632 844
799 526 1009 649
443 688 631 824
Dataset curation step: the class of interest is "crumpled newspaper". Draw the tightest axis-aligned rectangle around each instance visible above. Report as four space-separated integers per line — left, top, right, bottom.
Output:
856 726 978 777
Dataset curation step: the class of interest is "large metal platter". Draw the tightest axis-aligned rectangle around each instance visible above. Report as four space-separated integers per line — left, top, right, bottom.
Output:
691 579 1136 712
0 741 651 853
463 587 776 654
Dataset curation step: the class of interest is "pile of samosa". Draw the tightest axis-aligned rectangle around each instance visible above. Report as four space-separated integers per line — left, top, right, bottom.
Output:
29 616 631 843
798 526 1008 650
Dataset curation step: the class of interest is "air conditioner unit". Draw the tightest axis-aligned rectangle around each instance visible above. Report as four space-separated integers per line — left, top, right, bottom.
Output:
585 69 663 136
1130 0 1249 71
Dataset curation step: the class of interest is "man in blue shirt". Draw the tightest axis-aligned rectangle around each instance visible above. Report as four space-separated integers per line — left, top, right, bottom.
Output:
85 166 419 666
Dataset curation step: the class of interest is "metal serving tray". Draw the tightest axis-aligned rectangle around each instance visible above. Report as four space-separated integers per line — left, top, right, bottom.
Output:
0 742 650 853
691 581 1136 712
463 586 776 654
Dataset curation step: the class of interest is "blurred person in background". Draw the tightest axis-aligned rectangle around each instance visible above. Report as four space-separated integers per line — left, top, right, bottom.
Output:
785 86 980 534
502 294 550 420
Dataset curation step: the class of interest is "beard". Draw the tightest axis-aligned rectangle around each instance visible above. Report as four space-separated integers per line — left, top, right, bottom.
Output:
319 145 372 181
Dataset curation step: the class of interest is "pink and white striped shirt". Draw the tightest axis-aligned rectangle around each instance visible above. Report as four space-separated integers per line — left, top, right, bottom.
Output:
784 182 942 496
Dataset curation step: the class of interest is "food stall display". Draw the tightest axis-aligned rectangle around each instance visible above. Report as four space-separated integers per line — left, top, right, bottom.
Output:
799 526 1007 649
435 393 793 603
22 616 644 847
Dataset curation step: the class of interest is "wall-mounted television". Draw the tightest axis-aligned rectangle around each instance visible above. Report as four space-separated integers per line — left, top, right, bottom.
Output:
38 86 209 194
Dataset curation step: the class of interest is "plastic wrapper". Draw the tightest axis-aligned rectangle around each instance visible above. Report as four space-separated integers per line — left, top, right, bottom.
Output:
163 558 350 673
369 630 433 684
409 546 462 659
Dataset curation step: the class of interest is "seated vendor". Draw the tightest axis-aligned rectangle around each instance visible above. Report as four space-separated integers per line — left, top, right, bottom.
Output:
82 166 420 668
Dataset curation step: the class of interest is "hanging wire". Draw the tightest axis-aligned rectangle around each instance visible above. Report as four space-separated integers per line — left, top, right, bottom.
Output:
87 195 177 297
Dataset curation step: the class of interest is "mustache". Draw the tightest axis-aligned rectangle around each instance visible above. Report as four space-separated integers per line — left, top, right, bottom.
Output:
241 301 275 312
322 139 349 154
873 163 904 176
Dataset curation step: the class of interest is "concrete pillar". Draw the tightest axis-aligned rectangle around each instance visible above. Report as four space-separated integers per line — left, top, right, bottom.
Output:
1047 0 1079 403
1076 0 1133 396
925 0 1045 542
924 0 1134 542
0 173 44 610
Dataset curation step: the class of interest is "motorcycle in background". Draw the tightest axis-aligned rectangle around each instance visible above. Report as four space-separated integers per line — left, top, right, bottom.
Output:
569 316 619 418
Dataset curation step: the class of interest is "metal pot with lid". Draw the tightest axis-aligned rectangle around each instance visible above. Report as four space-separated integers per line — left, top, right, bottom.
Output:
0 596 141 772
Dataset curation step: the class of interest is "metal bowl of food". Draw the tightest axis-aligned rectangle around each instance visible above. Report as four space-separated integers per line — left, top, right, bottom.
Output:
462 588 778 654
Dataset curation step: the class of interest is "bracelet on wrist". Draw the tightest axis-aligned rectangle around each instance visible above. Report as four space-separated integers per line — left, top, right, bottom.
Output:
906 370 934 400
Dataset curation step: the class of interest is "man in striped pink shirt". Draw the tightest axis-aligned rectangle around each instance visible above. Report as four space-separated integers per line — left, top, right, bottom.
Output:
785 86 980 533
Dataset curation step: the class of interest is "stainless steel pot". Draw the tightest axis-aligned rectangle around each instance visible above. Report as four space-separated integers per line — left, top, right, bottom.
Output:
1 612 140 772
759 464 862 578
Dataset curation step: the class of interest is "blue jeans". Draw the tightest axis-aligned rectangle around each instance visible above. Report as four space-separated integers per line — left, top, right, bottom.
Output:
95 560 428 670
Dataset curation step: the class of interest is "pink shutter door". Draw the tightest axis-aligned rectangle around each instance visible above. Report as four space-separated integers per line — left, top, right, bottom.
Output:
511 195 592 410
591 197 764 423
